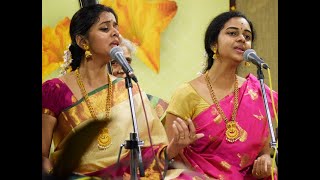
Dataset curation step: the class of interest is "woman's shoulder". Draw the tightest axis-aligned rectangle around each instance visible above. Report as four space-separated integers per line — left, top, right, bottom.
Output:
42 77 65 88
42 77 74 117
42 76 71 96
170 77 201 100
173 82 195 95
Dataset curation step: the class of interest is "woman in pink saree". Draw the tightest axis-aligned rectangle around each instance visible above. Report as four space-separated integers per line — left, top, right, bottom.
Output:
165 11 278 180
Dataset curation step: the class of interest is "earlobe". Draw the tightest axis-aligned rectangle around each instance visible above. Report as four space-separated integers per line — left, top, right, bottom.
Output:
75 35 87 50
210 44 217 52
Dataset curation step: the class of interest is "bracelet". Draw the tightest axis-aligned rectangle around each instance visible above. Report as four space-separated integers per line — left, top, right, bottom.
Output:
165 150 174 166
163 146 174 178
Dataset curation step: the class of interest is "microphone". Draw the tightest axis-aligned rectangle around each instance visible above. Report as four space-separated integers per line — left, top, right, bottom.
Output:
110 46 138 82
243 49 269 69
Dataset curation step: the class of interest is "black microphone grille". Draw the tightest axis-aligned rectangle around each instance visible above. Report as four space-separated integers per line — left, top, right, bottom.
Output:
110 46 123 59
243 49 256 61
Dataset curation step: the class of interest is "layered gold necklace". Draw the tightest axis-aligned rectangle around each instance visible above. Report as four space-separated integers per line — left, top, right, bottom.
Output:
75 68 113 150
205 72 240 143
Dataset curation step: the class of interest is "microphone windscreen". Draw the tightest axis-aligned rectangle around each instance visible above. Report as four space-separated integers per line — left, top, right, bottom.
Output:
243 49 256 62
110 46 123 60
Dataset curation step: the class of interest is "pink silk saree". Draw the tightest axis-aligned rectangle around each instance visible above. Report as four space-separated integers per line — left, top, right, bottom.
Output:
169 74 278 180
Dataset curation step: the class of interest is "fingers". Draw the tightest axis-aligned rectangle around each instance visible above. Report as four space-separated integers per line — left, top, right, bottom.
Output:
172 118 204 143
252 159 258 176
260 155 272 177
177 118 189 138
195 133 205 140
266 161 272 176
172 123 179 142
172 119 187 142
252 154 274 178
187 119 196 133
187 119 204 140
187 119 196 139
173 118 186 140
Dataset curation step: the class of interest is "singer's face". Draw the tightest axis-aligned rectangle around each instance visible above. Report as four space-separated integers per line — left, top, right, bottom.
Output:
87 12 120 62
111 45 132 78
217 17 252 63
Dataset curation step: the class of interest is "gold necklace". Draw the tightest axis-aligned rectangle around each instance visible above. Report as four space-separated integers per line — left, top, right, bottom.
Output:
75 68 113 150
205 72 240 143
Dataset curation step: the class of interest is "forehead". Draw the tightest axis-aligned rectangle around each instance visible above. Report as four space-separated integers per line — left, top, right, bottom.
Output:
95 11 117 25
223 17 251 31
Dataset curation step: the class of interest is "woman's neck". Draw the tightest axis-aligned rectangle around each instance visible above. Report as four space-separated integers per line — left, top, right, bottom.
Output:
78 62 110 88
206 62 238 89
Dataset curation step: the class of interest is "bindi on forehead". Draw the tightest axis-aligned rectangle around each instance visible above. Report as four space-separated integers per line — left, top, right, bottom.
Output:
240 22 248 30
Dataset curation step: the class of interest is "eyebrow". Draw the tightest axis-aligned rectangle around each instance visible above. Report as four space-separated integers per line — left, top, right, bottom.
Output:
226 27 252 34
99 20 118 26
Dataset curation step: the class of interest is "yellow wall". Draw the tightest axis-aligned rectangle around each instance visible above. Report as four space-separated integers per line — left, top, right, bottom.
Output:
42 0 229 101
42 0 79 26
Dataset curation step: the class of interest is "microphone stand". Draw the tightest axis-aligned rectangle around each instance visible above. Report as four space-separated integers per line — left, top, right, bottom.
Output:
117 74 145 180
256 65 278 166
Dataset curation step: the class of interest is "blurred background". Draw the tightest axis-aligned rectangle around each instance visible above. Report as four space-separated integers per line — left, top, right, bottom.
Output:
42 0 278 101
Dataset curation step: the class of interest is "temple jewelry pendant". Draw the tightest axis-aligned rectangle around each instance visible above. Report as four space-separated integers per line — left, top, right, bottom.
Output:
225 121 240 143
97 127 112 150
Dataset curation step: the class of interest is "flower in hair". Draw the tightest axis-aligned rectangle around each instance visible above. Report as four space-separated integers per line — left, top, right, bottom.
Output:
197 51 208 75
59 44 73 76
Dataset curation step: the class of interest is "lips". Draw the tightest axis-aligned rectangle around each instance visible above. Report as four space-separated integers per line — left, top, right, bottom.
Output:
111 40 119 46
234 46 244 51
234 46 245 53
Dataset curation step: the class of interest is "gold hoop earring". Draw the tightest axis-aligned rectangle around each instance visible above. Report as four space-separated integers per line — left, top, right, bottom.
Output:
83 44 92 59
244 61 251 67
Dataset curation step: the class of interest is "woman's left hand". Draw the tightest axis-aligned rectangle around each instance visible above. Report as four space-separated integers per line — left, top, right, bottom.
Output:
166 117 204 159
172 118 204 146
252 154 277 179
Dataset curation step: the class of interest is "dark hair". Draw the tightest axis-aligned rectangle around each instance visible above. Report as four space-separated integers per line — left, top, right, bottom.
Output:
69 4 118 71
204 11 255 71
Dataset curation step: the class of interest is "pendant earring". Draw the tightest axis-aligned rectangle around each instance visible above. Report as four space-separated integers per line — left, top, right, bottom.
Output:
244 61 251 67
83 44 92 59
212 46 218 60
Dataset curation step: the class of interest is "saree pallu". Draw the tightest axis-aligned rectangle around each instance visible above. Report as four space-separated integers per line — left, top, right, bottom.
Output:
43 77 184 179
167 74 278 180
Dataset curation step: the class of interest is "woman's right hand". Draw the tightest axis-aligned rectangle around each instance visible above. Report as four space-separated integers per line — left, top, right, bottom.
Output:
166 117 204 159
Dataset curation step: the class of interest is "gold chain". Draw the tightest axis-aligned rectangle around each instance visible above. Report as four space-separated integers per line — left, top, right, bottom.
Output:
75 68 113 149
205 72 241 143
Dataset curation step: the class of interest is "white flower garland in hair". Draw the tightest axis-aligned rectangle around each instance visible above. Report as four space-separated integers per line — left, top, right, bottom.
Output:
59 44 73 76
197 50 208 76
